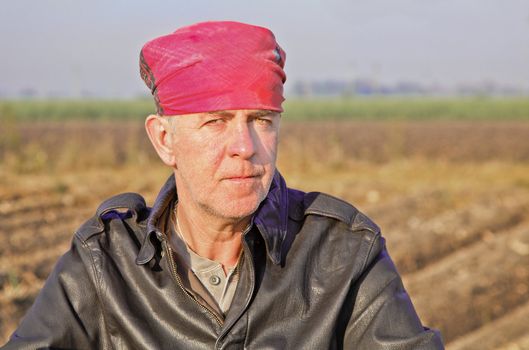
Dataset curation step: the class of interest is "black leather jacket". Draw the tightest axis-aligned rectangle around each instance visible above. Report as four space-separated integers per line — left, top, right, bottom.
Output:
3 172 444 349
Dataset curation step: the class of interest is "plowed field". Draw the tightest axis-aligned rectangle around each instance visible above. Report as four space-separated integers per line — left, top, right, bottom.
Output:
1 120 529 348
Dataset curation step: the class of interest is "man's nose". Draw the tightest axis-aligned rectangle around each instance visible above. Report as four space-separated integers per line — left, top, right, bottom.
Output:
227 122 256 159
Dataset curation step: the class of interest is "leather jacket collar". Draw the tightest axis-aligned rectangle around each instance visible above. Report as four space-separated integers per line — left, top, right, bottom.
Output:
136 170 302 266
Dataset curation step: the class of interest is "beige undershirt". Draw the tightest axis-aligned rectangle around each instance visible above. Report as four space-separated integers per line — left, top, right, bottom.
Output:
167 203 243 315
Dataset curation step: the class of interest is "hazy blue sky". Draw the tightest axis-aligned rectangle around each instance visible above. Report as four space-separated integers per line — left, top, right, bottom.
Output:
1 0 528 98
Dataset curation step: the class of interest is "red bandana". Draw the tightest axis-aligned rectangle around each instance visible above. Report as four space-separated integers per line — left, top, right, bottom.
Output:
140 21 286 116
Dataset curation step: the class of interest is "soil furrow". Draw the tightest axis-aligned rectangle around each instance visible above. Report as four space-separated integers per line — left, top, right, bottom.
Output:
0 206 91 238
402 220 529 342
1 222 80 257
366 189 455 228
0 188 62 202
0 193 87 221
497 334 529 350
447 300 529 350
0 243 70 282
387 193 529 273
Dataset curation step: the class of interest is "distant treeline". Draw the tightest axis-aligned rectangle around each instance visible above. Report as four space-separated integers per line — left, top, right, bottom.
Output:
1 97 529 121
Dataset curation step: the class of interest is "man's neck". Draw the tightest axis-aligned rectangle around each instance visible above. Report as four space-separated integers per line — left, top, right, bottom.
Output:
174 201 249 273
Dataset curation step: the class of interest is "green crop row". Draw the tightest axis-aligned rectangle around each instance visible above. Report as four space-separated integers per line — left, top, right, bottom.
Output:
283 97 529 121
0 99 155 121
1 97 529 121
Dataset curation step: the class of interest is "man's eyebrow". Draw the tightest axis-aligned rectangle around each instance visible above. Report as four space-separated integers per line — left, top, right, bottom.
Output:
249 110 277 117
205 110 277 118
206 111 234 117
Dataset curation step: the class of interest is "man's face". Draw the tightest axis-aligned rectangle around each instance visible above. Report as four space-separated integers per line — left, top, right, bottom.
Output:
165 109 280 222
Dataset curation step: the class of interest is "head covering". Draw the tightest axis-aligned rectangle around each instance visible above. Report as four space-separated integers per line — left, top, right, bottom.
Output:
140 21 286 116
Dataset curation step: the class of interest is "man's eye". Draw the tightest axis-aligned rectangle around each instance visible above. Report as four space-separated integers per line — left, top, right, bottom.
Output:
204 118 224 126
256 117 273 125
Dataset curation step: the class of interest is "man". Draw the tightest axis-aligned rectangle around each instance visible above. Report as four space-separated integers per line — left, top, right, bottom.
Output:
4 21 444 349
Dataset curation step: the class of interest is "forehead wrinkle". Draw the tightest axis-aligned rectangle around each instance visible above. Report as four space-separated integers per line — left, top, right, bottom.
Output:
162 115 200 131
206 110 276 117
206 110 235 117
248 110 277 118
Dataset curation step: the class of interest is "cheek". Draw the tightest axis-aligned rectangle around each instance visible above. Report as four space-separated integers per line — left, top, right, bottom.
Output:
175 137 224 174
261 134 279 163
205 140 226 172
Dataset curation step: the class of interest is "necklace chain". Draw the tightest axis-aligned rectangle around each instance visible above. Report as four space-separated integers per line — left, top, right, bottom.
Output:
173 205 190 247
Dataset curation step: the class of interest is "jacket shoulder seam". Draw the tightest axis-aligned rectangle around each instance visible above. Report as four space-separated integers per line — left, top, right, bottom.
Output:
304 192 380 234
304 192 357 224
75 215 105 243
359 230 382 272
77 235 112 344
75 192 149 243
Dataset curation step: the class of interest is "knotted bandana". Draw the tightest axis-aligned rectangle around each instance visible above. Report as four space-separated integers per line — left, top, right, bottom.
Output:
140 21 286 116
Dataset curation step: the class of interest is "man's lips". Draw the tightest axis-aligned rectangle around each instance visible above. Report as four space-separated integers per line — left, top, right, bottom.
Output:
222 172 263 181
224 175 260 180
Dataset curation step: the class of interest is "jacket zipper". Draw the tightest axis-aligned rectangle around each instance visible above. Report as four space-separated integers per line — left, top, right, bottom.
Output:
215 236 255 348
162 237 224 327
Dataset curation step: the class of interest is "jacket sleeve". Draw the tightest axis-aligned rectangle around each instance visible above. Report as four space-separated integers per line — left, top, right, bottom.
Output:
344 237 445 350
2 237 106 349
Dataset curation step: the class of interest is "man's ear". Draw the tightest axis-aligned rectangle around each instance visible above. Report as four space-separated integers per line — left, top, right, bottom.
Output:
145 115 177 167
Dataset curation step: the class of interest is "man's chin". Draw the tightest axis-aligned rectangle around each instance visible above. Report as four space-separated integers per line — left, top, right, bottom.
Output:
217 196 264 221
222 177 264 195
223 203 260 221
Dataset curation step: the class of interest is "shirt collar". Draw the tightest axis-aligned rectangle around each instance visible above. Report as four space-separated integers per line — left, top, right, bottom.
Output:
137 170 302 266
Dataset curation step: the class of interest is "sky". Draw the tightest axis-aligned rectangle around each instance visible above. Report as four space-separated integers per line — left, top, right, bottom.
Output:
1 0 528 98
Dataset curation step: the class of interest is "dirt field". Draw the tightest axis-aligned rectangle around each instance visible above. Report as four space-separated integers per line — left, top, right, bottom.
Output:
1 120 529 348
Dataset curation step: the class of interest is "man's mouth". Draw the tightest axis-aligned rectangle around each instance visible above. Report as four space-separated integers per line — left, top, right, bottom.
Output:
225 175 259 180
223 172 263 182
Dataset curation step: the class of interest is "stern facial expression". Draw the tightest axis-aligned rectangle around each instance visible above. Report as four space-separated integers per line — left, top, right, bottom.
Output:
164 109 280 222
